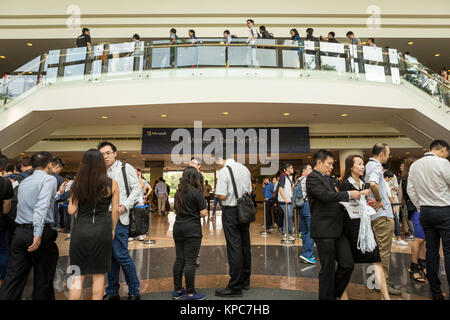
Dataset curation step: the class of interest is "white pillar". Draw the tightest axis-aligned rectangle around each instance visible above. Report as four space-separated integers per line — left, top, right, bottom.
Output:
339 149 363 178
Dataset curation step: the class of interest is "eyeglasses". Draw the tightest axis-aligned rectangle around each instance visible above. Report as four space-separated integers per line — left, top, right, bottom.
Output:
101 151 114 156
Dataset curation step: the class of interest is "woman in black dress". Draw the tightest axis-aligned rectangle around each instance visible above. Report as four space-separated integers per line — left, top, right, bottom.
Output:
172 166 208 300
68 149 119 300
339 155 390 300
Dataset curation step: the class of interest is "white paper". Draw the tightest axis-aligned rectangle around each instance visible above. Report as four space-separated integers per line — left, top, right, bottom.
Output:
320 42 345 54
340 201 377 219
388 48 398 64
304 40 315 51
363 46 383 62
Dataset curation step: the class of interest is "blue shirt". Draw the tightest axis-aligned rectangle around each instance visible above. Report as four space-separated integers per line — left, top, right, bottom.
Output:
15 170 57 237
364 158 393 220
262 182 274 200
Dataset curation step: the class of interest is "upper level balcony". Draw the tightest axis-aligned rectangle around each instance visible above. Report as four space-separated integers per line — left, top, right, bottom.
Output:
0 38 449 157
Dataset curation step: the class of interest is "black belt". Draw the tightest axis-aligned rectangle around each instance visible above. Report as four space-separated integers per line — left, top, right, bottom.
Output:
222 205 237 208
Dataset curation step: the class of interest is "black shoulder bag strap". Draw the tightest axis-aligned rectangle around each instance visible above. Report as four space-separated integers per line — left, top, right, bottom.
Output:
226 166 240 201
121 163 131 199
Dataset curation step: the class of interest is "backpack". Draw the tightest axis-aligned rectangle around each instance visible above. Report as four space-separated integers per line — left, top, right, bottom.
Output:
292 177 305 208
263 31 274 39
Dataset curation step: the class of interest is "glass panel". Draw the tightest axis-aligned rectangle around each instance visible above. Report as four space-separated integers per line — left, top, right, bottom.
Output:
304 41 315 50
304 53 316 70
198 46 226 66
391 67 400 84
7 75 38 98
255 48 277 67
282 50 300 68
151 47 170 69
364 64 386 82
65 47 87 63
45 50 60 69
109 42 135 55
176 46 198 67
63 64 85 81
363 46 383 62
319 42 345 54
108 56 134 74
93 45 104 57
45 67 58 84
15 56 41 72
228 46 251 66
91 60 103 79
320 56 346 73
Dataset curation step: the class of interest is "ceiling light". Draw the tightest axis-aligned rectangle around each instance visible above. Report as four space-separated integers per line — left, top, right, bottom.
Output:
434 53 440 57
132 155 137 157
362 42 367 45
122 152 127 154
405 152 410 154
0 56 5 59
26 43 33 47
340 113 348 117
222 112 229 115
161 114 167 118
20 152 25 155
101 116 108 119
283 113 290 116
408 41 414 45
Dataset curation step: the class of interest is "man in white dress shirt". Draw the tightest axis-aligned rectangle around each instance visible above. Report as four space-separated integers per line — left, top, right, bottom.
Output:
407 139 450 300
214 155 252 297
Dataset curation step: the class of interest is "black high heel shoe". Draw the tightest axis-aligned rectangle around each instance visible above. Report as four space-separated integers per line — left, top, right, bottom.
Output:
418 259 427 276
409 262 426 283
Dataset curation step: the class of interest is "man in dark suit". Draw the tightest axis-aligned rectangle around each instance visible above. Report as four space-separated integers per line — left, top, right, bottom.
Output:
306 149 362 300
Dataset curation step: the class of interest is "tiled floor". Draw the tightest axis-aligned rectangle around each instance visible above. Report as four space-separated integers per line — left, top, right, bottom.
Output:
27 204 448 300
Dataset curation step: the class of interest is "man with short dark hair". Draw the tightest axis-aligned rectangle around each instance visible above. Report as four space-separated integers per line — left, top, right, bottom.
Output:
51 158 67 229
365 142 401 295
19 157 32 178
214 154 252 297
155 177 168 216
246 19 259 43
0 152 59 300
76 27 92 50
306 149 361 300
346 31 362 46
262 177 274 231
98 141 142 300
367 38 376 47
306 28 319 42
408 139 450 300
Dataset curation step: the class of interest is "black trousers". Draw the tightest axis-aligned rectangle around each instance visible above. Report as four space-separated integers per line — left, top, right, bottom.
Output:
313 233 354 300
0 224 59 300
274 203 283 228
264 200 273 229
419 206 450 299
222 206 251 291
205 197 211 212
173 237 202 294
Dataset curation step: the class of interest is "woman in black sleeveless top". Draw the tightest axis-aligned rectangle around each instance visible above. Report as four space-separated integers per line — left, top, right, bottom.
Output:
68 149 119 300
338 155 390 300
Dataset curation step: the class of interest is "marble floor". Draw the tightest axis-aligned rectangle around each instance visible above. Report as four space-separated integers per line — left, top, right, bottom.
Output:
22 203 449 300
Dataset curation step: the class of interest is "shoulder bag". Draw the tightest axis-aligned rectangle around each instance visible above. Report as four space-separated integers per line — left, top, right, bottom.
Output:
226 166 255 224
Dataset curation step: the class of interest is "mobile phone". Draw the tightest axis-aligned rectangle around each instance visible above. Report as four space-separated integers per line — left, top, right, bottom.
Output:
363 183 371 190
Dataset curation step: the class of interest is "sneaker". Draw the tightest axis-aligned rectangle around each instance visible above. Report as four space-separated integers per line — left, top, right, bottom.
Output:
288 235 295 241
387 284 402 295
137 235 146 241
172 289 187 300
282 234 287 240
299 255 317 264
406 235 415 241
185 293 206 300
128 237 134 242
273 223 278 228
396 239 409 246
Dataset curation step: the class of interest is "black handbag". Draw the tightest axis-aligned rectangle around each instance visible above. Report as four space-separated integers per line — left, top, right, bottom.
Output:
226 166 255 224
121 164 149 237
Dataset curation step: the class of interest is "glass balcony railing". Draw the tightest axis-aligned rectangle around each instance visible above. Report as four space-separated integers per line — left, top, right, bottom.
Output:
1 38 449 112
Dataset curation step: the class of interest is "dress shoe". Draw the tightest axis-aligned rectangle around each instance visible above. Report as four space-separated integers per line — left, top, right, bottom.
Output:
215 288 242 297
242 286 250 291
127 294 141 300
103 293 120 300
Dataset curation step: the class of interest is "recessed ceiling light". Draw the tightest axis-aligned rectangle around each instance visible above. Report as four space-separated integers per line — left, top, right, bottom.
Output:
283 112 290 116
434 53 440 57
0 56 6 59
222 112 229 115
20 152 25 155
101 116 108 119
405 152 410 154
362 42 367 45
122 152 127 154
340 113 348 117
408 41 414 45
26 43 33 47
307 156 312 159
161 114 167 118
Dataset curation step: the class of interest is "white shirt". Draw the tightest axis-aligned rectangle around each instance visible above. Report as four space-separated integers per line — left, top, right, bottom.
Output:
155 181 168 196
215 159 252 206
248 27 259 44
407 152 450 210
107 160 142 225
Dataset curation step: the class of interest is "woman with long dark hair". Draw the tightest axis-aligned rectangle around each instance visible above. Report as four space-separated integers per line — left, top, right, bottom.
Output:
401 157 427 283
172 166 207 300
68 149 119 300
339 155 390 300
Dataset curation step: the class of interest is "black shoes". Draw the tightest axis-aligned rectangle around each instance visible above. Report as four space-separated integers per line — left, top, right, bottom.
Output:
127 294 141 300
215 288 243 297
242 286 250 291
103 293 120 300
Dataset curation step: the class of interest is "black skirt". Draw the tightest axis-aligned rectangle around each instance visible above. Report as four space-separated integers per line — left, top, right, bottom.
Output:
343 215 381 263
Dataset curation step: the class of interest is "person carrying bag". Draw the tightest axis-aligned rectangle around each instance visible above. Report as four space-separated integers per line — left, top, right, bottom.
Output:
226 166 255 224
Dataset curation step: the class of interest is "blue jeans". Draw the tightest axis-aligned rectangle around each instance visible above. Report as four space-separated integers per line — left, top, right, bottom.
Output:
106 221 140 296
393 212 400 237
212 197 222 216
280 202 293 235
298 201 315 258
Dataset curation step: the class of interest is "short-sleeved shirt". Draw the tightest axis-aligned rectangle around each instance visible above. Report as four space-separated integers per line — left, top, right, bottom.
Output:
364 158 393 220
0 176 14 215
173 188 206 239
76 34 91 48
215 159 252 206
352 37 361 45
278 173 294 203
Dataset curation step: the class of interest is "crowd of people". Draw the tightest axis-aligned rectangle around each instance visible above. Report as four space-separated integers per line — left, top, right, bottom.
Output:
0 138 449 300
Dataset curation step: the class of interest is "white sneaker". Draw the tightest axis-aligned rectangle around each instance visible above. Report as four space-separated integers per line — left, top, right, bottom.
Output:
138 235 146 241
396 239 409 246
128 237 134 242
